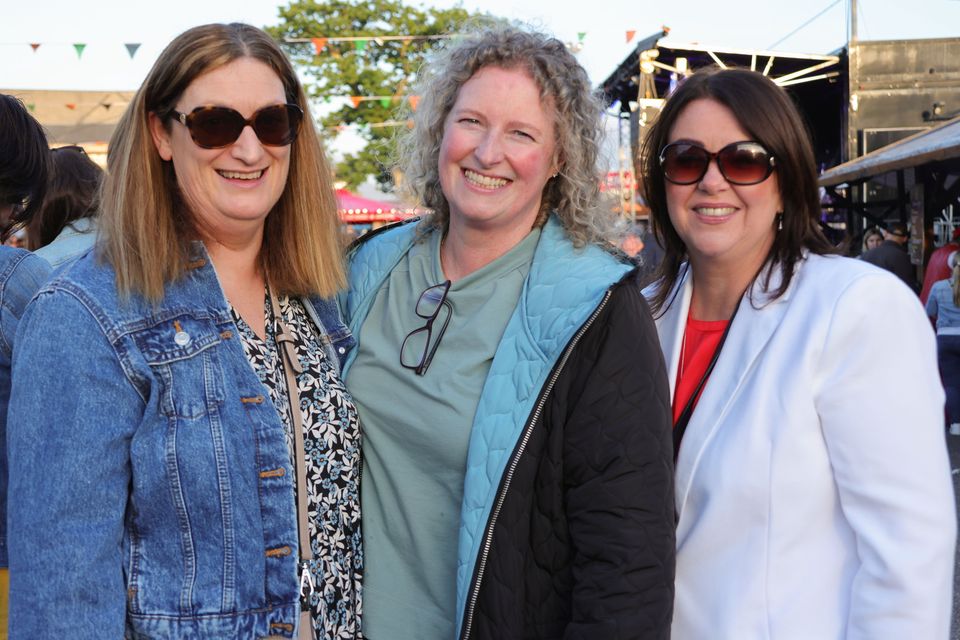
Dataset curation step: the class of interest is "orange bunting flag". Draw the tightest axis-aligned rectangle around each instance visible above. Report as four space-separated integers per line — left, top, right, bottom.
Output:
350 96 363 108
626 31 636 44
65 103 77 110
408 95 420 111
311 38 328 54
29 43 40 52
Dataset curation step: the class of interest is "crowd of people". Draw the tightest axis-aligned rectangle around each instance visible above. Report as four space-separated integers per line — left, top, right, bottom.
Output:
0 20 955 640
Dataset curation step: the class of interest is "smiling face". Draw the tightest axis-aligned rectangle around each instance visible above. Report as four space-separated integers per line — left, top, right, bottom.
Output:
665 98 782 279
149 57 291 244
438 65 558 242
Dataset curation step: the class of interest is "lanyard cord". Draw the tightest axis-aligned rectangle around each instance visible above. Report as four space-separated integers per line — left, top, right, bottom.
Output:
268 286 315 640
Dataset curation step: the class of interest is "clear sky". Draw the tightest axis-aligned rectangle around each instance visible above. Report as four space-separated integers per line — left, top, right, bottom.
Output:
2 0 960 92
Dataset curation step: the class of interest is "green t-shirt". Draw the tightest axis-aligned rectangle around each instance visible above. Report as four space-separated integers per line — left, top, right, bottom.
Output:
346 226 541 640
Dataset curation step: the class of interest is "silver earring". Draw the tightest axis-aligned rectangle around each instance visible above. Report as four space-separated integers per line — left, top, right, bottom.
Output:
777 212 783 231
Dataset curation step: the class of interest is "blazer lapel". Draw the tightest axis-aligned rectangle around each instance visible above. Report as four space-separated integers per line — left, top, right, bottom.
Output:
669 263 796 517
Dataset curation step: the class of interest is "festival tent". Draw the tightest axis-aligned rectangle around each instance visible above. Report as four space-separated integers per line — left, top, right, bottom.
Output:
336 189 414 224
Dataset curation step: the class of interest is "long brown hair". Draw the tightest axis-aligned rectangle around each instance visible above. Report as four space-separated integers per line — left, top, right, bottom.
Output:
101 23 345 300
27 147 102 250
640 67 835 314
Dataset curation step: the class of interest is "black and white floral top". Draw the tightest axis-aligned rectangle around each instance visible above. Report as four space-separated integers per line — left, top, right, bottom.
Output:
232 293 362 640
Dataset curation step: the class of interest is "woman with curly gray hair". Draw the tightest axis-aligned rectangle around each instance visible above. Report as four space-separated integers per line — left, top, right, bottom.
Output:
340 24 675 640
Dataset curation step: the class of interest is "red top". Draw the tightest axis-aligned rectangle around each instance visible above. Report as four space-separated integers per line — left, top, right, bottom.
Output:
673 315 729 425
920 243 958 305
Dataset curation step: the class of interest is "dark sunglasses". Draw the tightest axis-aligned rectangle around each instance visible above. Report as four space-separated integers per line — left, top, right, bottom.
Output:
171 103 303 149
400 280 452 376
659 141 776 186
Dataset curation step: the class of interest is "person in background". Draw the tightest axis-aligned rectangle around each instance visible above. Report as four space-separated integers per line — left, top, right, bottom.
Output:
925 256 960 434
7 24 359 639
860 226 883 254
860 221 917 291
341 24 675 640
640 67 954 639
0 93 54 639
920 227 960 305
27 145 103 267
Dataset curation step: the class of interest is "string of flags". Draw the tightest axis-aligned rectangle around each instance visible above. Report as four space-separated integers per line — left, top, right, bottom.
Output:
6 29 666 125
18 42 143 59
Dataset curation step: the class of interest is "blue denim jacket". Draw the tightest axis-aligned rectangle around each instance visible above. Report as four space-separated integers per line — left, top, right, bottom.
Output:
7 243 354 639
0 247 51 568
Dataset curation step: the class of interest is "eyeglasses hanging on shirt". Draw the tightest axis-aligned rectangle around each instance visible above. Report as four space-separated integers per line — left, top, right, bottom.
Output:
400 280 452 376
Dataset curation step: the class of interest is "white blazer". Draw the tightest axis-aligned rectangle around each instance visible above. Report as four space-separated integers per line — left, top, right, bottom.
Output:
648 253 956 640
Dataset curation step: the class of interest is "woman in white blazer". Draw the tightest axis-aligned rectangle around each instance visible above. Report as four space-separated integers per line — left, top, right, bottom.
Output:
639 68 956 639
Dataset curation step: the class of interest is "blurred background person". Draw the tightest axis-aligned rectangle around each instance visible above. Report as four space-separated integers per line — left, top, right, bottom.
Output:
860 226 883 255
341 25 675 640
925 255 960 435
27 145 103 268
860 221 918 291
641 67 954 639
0 93 53 640
7 24 360 639
920 226 960 305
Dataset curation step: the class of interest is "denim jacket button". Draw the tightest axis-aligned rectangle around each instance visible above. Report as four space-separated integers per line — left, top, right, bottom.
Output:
338 346 346 354
174 331 191 346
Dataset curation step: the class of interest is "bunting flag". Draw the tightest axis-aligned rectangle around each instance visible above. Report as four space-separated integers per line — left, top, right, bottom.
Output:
29 43 40 52
26 103 35 112
408 95 420 111
379 97 392 108
124 43 141 59
73 43 86 58
102 103 112 110
350 96 363 108
626 31 636 44
577 32 586 43
354 39 367 52
65 103 76 110
311 38 327 54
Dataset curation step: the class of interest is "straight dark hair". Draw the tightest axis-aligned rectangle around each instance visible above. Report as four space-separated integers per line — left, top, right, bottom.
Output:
0 94 49 240
28 147 103 250
640 67 835 315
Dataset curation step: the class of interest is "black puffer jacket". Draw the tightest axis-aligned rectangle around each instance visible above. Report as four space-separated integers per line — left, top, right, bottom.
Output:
462 269 675 640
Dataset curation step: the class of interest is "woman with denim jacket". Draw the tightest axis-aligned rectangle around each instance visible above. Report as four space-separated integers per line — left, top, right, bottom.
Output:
0 92 54 635
7 24 360 640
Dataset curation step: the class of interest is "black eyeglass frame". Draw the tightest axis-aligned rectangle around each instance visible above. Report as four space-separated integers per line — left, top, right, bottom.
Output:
400 280 452 376
659 140 777 186
170 103 304 149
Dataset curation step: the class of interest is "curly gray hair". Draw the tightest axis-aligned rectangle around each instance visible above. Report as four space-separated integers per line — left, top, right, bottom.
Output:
395 23 620 246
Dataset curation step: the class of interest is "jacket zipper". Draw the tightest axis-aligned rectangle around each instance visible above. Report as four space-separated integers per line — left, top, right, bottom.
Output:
459 288 614 640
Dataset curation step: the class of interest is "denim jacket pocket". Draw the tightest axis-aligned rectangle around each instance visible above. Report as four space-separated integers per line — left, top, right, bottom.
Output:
131 313 225 419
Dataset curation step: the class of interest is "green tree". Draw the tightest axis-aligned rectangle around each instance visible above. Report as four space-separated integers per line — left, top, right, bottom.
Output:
269 0 482 190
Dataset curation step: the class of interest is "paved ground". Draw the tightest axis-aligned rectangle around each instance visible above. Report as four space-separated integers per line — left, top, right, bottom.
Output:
948 433 960 639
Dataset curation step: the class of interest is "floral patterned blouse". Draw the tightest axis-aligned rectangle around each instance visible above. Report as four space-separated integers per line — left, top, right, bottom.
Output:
232 293 362 640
